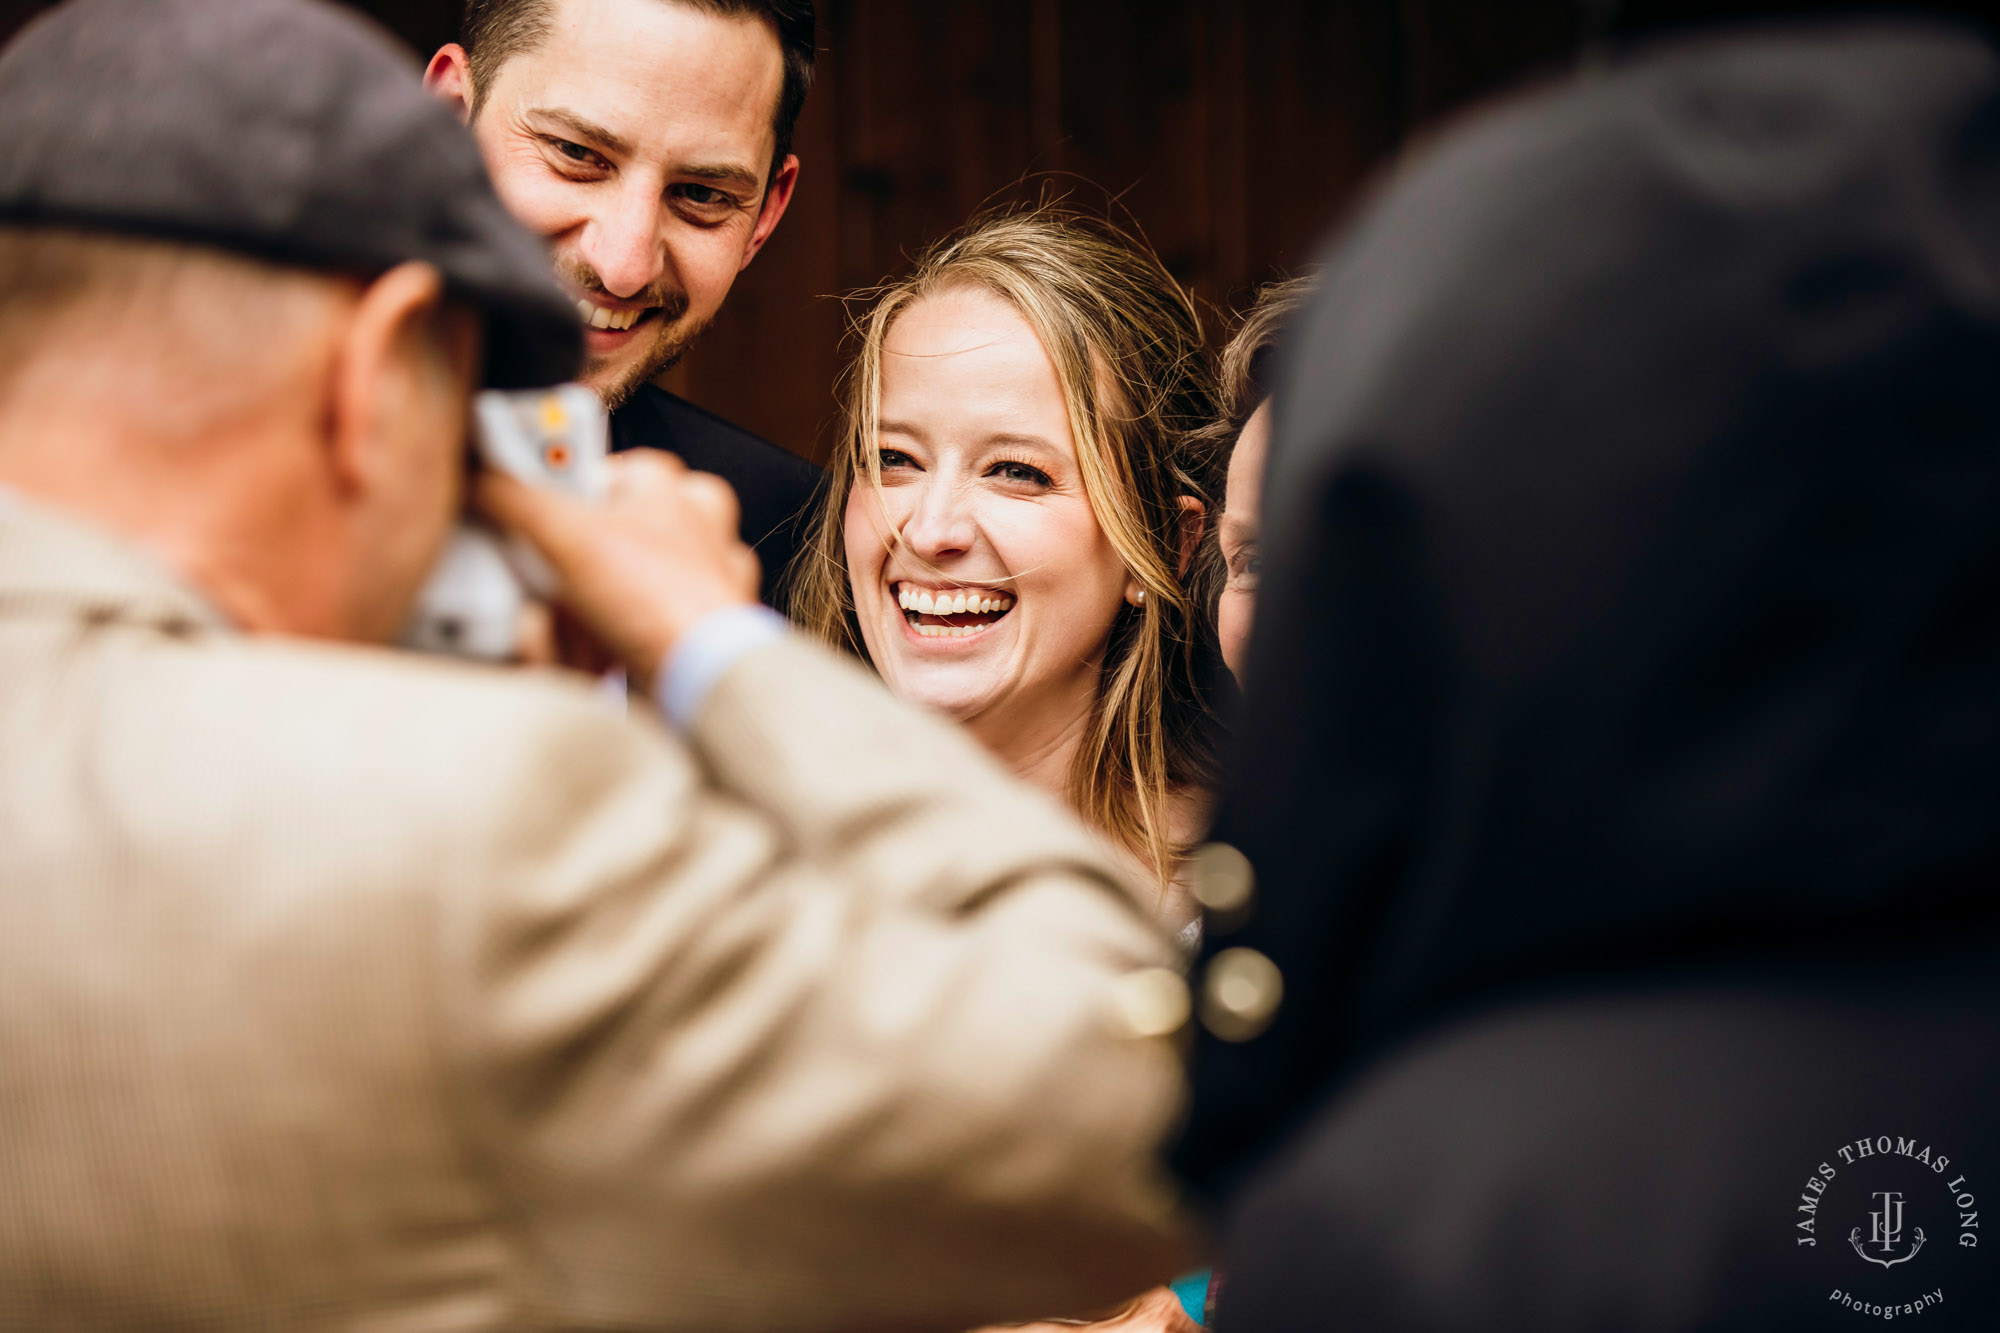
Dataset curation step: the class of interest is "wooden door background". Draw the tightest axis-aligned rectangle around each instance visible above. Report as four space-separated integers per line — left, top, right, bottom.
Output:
723 0 1584 463
1 0 1595 462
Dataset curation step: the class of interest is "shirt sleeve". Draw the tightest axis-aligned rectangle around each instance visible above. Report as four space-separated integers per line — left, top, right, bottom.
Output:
442 634 1192 1331
655 603 790 730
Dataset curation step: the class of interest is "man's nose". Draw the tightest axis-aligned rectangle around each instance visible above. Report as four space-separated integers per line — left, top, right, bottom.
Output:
898 474 977 560
580 182 666 299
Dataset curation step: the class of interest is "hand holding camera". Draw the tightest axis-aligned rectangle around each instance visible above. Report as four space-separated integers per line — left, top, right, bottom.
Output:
478 449 762 691
401 385 760 686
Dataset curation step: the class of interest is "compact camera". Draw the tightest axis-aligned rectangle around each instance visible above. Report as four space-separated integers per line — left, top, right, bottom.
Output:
401 384 608 660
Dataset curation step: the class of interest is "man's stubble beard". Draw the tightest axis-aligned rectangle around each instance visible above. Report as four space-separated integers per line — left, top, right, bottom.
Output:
589 294 713 411
552 253 710 411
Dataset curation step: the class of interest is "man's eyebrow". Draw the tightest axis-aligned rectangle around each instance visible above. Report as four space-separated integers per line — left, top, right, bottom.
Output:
527 107 632 159
523 110 762 197
679 162 765 196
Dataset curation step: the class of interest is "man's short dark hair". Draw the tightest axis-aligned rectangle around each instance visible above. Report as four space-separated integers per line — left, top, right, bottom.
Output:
459 0 815 189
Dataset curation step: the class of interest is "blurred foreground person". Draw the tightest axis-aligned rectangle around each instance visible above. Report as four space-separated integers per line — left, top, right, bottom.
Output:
1178 14 2000 1332
0 2 1188 1329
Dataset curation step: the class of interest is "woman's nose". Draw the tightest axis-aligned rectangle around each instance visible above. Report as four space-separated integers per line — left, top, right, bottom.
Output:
898 475 977 560
581 183 666 299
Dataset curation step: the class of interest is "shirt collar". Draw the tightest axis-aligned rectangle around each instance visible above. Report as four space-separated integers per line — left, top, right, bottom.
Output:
0 490 234 635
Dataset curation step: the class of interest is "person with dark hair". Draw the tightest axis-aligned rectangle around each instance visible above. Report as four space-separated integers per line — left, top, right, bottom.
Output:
1177 10 2000 1332
426 0 820 606
1205 275 1314 683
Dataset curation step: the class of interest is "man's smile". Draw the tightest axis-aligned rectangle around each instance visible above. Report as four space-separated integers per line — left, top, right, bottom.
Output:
576 297 657 332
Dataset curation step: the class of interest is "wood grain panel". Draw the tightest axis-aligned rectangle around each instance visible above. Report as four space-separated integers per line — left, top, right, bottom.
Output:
1 0 1588 462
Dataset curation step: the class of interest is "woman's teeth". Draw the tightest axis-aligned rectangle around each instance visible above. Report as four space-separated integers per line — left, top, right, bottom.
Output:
896 586 1014 615
577 299 644 331
895 584 1014 638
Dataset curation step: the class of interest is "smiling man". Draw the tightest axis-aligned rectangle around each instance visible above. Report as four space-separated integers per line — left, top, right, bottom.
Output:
427 0 820 605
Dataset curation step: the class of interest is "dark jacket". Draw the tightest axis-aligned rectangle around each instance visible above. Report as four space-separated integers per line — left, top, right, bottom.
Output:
1179 16 2000 1330
611 384 823 609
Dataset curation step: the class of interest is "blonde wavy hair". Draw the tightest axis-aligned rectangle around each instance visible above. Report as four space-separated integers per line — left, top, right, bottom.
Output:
789 206 1226 886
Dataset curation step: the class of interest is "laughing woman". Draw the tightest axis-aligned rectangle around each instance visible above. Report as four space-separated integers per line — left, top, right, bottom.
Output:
790 206 1226 937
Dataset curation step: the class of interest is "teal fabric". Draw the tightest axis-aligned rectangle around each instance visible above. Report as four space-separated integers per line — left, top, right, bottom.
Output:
1168 1269 1212 1326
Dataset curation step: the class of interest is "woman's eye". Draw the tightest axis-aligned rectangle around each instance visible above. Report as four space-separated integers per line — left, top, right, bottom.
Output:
876 448 916 471
1229 545 1261 583
991 460 1052 486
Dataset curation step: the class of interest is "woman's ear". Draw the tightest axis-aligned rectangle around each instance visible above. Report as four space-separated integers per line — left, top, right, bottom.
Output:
1175 495 1207 578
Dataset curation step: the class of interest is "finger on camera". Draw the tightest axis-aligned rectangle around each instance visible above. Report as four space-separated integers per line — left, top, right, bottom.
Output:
473 470 591 566
512 601 557 668
605 449 687 494
680 471 743 531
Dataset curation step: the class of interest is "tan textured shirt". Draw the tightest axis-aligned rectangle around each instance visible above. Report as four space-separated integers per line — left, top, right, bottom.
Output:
0 496 1190 1331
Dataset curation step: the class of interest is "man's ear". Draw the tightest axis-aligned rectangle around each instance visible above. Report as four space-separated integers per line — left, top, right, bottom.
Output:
1175 495 1207 577
327 262 449 495
738 154 800 272
424 44 475 122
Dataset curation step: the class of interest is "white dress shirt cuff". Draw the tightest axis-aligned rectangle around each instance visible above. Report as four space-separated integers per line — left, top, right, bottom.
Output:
655 603 790 730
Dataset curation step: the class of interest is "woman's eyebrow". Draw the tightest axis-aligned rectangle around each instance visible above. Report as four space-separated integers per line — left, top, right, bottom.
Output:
1220 511 1259 543
878 419 926 440
983 432 1058 453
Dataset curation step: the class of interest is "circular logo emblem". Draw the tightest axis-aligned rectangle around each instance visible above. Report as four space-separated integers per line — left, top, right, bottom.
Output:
1797 1135 1979 1321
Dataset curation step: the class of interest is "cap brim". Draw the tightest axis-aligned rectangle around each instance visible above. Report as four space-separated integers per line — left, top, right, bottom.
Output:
476 291 584 390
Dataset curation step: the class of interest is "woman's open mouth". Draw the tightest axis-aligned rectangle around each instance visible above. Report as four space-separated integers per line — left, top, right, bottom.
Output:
895 582 1014 639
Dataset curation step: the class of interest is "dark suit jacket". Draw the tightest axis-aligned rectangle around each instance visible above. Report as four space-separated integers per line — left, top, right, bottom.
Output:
611 384 823 609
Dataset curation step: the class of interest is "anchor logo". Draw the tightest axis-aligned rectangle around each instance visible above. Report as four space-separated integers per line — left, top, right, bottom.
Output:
1849 1191 1926 1268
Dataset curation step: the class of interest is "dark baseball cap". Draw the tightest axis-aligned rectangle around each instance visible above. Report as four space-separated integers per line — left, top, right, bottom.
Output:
0 0 580 389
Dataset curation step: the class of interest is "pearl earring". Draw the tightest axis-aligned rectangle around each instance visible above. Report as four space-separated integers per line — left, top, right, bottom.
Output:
1133 589 1147 607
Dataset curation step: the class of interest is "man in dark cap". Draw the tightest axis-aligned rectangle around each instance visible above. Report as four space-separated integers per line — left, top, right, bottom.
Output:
1176 8 2000 1332
0 1 1192 1327
426 0 821 607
